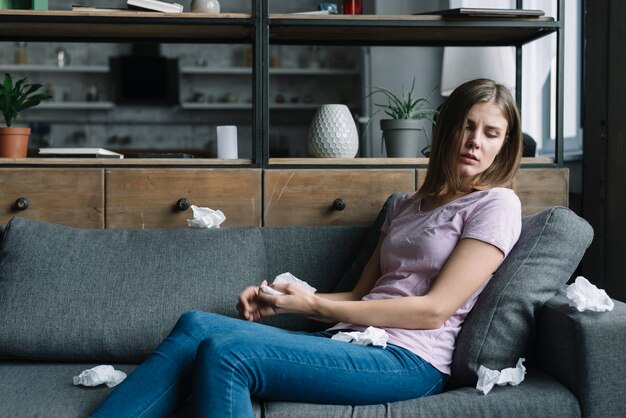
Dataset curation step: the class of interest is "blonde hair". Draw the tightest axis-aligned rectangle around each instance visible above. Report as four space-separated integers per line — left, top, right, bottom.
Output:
417 78 522 198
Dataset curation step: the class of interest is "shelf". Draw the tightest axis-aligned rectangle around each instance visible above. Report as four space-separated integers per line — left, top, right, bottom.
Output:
0 10 254 42
0 64 110 73
269 157 555 166
269 68 359 75
0 158 253 166
181 66 252 75
180 102 252 110
180 66 359 75
180 103 360 110
37 102 115 110
269 14 559 46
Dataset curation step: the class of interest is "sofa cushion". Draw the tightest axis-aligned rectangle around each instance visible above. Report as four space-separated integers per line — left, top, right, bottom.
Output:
0 361 263 418
263 368 579 418
448 206 594 387
0 217 266 363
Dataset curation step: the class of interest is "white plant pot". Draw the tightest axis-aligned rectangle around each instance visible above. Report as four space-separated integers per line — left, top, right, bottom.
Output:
307 104 359 158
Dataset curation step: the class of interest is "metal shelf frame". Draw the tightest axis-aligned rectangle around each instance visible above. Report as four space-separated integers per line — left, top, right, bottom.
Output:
261 0 565 169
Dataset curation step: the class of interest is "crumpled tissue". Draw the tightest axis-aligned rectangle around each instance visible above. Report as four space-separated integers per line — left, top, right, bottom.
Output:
73 365 127 388
331 326 389 348
566 276 614 312
260 272 317 296
187 205 226 229
476 358 526 395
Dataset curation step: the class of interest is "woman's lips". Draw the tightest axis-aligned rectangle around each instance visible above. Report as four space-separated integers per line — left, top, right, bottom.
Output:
460 154 479 164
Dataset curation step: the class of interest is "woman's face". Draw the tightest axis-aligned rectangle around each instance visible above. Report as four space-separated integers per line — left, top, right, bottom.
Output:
458 101 508 184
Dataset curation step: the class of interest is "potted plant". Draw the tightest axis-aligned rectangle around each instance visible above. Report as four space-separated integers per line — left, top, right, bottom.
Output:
368 78 438 158
0 73 50 158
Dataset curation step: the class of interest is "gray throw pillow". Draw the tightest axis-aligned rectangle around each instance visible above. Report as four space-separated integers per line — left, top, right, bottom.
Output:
448 206 594 387
0 217 266 363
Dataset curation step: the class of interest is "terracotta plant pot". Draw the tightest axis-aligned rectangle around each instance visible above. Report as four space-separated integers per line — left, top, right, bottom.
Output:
0 127 31 158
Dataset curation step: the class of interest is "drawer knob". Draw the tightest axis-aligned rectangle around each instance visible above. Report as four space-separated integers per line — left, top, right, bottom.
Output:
15 197 29 211
175 198 191 211
332 198 347 211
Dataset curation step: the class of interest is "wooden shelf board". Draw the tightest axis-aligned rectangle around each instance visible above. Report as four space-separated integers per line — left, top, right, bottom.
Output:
0 10 254 42
0 158 253 166
269 14 557 46
269 157 554 166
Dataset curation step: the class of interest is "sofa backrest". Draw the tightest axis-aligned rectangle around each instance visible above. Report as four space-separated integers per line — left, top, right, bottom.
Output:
0 218 366 363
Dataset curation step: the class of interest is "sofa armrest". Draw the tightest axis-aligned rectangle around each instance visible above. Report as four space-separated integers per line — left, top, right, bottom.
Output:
536 289 626 418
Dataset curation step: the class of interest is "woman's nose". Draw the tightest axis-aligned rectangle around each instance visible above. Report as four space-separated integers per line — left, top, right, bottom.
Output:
466 132 480 149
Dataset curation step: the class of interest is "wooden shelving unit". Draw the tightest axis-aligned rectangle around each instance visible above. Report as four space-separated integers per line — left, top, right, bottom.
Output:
0 10 254 42
0 2 569 229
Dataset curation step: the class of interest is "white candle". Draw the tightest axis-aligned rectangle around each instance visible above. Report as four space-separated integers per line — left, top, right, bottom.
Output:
216 125 238 159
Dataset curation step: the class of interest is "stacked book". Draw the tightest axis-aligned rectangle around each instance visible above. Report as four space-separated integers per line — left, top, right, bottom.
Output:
71 0 183 13
126 0 183 13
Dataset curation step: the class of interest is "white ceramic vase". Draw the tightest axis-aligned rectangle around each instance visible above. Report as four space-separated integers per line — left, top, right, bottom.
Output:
191 0 220 13
307 104 359 158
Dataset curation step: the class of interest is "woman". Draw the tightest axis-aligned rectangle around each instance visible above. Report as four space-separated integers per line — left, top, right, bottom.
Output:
90 78 523 418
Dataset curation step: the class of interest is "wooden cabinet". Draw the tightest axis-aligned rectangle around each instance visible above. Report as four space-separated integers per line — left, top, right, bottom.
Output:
0 166 569 229
105 168 261 228
264 169 415 226
0 168 104 228
510 168 569 215
416 167 569 216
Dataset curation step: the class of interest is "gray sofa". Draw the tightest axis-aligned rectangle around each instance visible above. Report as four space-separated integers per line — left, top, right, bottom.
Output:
0 195 625 418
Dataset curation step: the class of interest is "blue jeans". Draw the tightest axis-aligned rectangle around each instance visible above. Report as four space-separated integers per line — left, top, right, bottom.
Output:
91 311 444 418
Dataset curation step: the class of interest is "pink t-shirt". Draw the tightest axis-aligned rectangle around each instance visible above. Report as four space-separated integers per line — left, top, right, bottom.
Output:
328 188 522 375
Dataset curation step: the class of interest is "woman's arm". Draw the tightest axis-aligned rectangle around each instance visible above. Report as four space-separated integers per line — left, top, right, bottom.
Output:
259 238 504 330
237 234 385 320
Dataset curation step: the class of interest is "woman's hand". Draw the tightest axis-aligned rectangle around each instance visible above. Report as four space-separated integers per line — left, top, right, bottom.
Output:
237 280 277 322
254 282 319 317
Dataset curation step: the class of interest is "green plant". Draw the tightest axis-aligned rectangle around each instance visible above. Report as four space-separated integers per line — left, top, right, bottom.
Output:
368 78 438 121
364 79 439 156
0 73 50 127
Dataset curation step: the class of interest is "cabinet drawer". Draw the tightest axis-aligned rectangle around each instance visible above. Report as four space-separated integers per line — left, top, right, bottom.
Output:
416 168 569 215
0 168 104 228
105 169 261 228
511 168 569 215
264 169 415 226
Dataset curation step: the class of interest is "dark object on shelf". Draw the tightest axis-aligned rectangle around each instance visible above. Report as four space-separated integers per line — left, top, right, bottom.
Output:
137 153 195 158
416 8 545 18
110 54 179 106
523 133 537 157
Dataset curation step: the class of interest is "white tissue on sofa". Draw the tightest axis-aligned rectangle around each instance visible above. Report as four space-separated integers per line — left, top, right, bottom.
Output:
260 272 317 296
566 276 615 312
476 358 526 395
73 365 127 388
187 205 226 229
331 326 389 348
